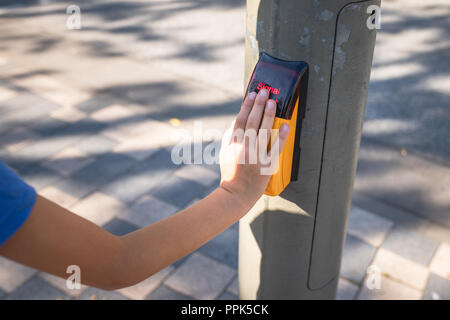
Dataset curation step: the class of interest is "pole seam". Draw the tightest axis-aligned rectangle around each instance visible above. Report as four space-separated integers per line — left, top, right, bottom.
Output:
307 0 374 291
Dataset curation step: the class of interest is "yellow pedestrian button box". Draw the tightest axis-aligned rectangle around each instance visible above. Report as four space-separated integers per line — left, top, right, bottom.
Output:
246 53 309 196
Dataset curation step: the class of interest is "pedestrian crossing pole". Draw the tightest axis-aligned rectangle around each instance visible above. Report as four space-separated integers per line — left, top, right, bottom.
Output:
239 0 380 299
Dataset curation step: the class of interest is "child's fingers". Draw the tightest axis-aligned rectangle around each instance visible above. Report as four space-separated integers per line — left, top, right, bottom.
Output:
277 124 290 151
268 124 289 163
234 92 256 133
245 89 269 131
258 99 276 148
221 120 235 146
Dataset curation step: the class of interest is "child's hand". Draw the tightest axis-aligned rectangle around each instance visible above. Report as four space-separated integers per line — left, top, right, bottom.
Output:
219 89 289 203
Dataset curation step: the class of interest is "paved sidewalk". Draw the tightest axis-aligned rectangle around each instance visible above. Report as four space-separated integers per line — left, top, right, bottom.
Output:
0 0 449 300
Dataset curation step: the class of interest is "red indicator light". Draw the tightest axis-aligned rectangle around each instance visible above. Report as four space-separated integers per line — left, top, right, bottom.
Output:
257 82 281 95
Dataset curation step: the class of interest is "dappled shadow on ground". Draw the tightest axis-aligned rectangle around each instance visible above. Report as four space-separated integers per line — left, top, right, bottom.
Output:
363 6 450 164
0 75 238 170
355 3 450 225
0 0 245 62
0 0 448 226
0 1 449 301
0 1 244 212
355 139 450 227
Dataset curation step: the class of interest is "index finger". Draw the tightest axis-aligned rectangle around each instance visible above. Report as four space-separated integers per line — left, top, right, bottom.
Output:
233 92 257 132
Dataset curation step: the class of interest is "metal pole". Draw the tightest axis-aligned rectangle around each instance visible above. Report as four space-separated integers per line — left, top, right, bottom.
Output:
239 0 380 299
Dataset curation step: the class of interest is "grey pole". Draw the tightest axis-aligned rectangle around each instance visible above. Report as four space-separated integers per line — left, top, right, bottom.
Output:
239 0 380 299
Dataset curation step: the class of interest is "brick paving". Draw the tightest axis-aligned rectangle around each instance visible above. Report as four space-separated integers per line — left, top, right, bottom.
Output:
0 0 449 300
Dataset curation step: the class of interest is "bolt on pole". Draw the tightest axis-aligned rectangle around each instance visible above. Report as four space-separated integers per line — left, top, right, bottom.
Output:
239 0 380 299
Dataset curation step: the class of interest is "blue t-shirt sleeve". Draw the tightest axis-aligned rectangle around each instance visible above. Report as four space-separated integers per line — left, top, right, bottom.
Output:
0 161 36 246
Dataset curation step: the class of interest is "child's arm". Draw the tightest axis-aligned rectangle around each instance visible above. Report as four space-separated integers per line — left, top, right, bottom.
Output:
0 89 289 290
